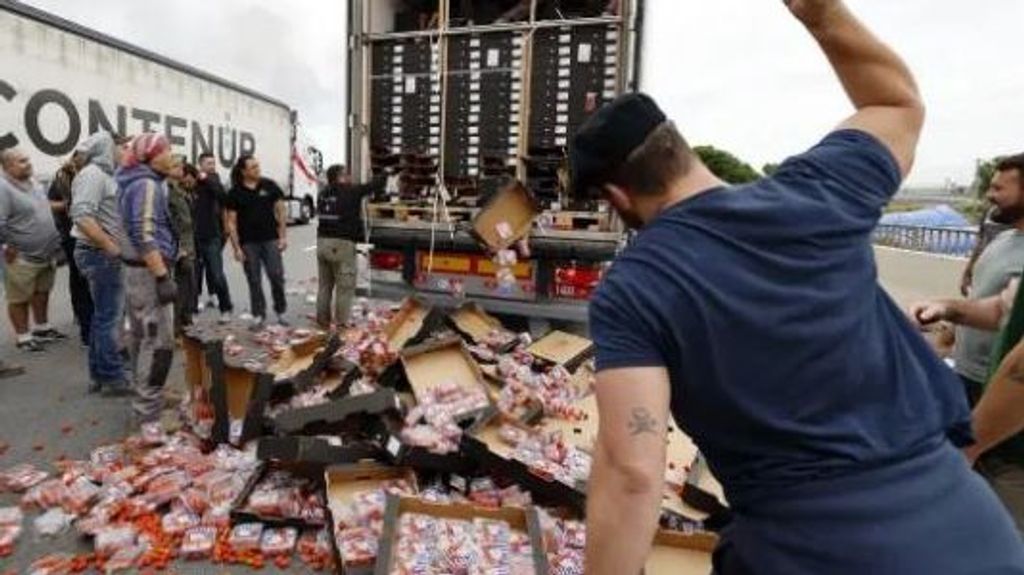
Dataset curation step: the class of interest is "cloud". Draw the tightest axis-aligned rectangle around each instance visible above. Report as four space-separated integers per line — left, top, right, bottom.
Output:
643 0 1024 185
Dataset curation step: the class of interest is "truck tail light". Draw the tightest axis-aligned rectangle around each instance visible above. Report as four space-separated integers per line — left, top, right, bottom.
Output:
553 263 605 300
371 251 403 271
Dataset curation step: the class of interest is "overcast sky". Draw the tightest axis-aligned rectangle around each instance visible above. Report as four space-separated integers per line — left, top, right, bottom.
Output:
22 0 1022 187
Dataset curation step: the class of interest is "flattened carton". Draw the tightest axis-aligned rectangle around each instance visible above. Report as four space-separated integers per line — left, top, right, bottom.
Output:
374 495 549 575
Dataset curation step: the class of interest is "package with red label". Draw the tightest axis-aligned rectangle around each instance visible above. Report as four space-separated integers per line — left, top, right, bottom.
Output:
298 528 334 569
61 476 101 515
175 487 210 516
27 553 73 575
0 506 23 527
90 444 124 468
94 525 138 558
228 522 264 551
260 527 299 556
22 479 68 509
337 526 378 567
103 545 144 573
161 507 200 536
34 508 72 537
1 463 50 493
201 503 232 529
0 524 22 557
180 525 218 560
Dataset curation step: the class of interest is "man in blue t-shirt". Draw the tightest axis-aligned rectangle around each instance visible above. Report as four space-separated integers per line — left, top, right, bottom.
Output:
578 2 1024 574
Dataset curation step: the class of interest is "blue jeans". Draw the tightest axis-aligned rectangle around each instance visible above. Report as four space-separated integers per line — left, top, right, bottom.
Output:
197 238 233 313
74 245 125 387
242 241 287 319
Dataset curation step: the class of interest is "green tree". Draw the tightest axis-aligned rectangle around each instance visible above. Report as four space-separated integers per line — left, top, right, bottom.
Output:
693 145 762 184
762 163 781 177
972 157 1001 198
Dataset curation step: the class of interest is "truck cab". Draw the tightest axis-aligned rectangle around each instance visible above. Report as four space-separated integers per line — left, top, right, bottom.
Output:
285 135 324 225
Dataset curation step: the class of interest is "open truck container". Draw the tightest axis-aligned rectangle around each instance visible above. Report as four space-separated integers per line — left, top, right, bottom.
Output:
345 0 647 322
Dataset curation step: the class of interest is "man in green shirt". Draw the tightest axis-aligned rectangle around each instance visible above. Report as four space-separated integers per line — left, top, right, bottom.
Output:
167 157 197 337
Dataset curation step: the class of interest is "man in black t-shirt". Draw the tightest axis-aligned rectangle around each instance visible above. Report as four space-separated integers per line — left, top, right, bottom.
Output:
315 165 383 328
193 153 233 320
225 155 288 326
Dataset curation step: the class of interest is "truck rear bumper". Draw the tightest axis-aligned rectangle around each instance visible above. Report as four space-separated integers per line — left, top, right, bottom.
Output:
357 282 590 323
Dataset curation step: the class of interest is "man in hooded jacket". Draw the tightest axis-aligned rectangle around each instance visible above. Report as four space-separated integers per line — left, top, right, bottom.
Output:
71 132 130 394
116 133 178 426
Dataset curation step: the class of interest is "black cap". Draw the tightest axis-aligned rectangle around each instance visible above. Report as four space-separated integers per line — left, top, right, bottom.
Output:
570 92 667 197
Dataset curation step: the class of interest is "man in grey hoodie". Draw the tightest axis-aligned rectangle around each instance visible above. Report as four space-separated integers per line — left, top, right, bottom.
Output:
71 132 131 394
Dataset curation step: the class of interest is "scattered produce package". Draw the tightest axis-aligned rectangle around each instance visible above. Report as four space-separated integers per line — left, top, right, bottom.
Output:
1 297 721 573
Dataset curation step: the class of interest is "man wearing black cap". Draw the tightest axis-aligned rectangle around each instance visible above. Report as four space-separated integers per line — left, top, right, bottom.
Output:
581 1 1024 574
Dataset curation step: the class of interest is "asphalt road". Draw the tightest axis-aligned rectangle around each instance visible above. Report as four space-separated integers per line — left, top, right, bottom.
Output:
0 223 325 574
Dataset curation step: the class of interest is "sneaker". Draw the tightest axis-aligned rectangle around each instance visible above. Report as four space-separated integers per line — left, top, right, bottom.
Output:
196 301 206 312
32 328 67 342
218 312 232 325
16 339 45 353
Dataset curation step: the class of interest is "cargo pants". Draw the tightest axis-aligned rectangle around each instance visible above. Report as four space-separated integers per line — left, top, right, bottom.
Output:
124 267 175 425
316 238 357 329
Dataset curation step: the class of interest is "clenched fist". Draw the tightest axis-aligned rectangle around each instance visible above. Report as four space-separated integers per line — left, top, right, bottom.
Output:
784 0 844 30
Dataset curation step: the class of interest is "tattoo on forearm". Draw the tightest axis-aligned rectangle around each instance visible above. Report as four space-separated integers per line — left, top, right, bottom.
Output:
628 408 660 436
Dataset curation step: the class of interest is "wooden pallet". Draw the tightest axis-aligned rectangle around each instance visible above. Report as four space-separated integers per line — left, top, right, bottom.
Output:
367 203 478 223
550 211 611 232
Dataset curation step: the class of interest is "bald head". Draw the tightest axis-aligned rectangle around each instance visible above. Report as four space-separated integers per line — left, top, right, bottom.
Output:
0 148 32 182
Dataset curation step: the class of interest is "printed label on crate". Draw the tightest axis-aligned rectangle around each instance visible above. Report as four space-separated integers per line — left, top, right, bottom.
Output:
487 49 500 67
578 43 593 63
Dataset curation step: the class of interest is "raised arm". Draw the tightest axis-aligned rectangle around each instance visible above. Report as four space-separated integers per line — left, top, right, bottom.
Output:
787 0 925 177
585 366 670 575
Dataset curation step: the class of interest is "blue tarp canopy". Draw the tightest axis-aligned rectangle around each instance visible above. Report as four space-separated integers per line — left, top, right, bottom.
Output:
880 204 971 228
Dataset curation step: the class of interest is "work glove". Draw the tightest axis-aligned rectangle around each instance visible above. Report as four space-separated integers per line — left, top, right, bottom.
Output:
156 274 179 306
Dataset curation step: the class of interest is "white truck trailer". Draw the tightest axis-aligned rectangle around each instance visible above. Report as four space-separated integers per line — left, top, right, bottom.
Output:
0 0 321 223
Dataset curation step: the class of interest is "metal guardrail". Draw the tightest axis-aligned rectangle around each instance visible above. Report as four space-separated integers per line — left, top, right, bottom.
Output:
872 224 978 257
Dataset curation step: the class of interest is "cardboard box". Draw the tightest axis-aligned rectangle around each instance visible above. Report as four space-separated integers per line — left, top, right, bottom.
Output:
363 410 480 476
325 357 365 400
383 297 448 351
535 391 727 527
271 334 344 402
374 496 549 575
230 462 329 530
257 436 385 467
272 389 404 436
447 302 519 353
216 369 276 446
399 336 495 426
324 463 419 575
527 331 594 371
470 180 540 252
645 529 718 575
462 416 587 512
